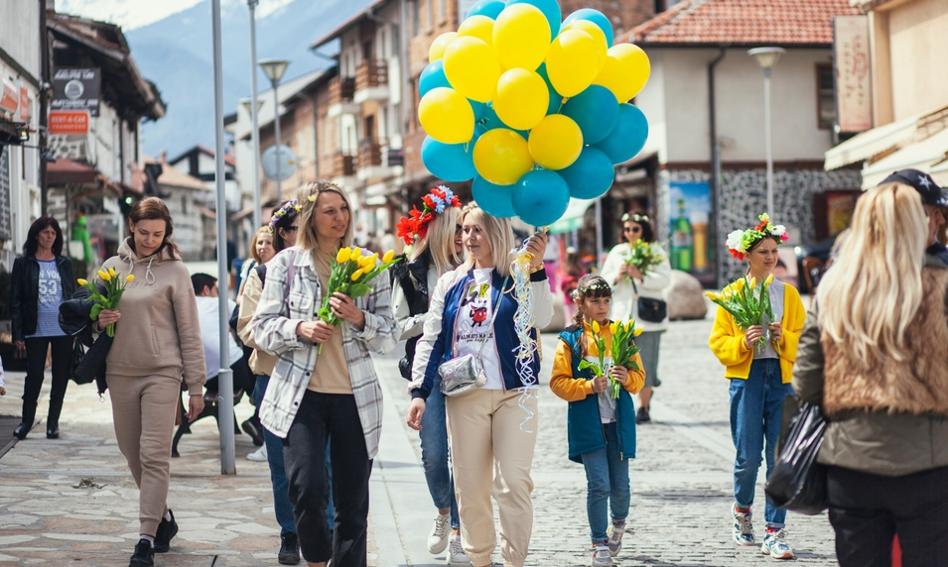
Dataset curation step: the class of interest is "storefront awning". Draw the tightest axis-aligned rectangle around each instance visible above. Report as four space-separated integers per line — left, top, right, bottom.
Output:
824 113 920 171
46 159 99 185
860 127 948 189
548 198 596 235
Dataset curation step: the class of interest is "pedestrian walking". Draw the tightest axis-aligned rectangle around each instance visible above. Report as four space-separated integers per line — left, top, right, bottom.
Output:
252 181 396 567
94 197 206 567
391 186 469 564
708 212 805 560
600 212 670 424
794 182 948 566
550 274 645 567
10 217 76 440
406 204 553 567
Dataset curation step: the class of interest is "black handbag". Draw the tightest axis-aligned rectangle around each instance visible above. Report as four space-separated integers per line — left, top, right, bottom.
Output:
765 401 828 515
637 297 667 323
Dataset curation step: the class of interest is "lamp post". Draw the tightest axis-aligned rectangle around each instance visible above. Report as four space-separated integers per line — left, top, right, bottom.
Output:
259 58 290 202
246 0 262 229
748 46 785 216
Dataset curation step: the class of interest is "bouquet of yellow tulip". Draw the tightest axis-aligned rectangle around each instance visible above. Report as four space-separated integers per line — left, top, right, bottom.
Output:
705 274 775 352
577 319 643 400
626 240 663 276
77 267 135 337
316 246 401 326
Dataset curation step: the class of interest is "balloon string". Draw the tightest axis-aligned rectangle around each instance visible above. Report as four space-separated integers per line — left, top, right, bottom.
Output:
511 241 540 433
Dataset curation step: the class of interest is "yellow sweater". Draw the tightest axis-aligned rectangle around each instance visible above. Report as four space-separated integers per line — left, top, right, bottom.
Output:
707 279 806 384
550 322 646 401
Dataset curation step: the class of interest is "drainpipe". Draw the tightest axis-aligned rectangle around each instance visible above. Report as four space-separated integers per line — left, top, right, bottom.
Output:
708 47 726 288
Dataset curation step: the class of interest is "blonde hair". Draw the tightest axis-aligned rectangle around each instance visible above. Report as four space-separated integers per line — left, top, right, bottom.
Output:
816 183 927 364
249 225 273 264
460 203 515 276
410 206 462 274
296 181 354 251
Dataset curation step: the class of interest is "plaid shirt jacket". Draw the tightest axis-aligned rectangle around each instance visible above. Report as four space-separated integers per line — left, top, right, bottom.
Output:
251 246 396 459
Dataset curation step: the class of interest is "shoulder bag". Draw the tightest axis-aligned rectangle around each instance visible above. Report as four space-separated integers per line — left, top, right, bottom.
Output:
439 277 507 397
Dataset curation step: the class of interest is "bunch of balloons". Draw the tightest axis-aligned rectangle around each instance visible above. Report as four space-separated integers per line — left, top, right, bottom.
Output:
418 0 651 226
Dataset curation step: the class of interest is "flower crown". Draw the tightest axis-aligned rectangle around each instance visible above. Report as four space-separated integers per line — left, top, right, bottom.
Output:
725 213 788 260
395 185 462 245
268 199 303 232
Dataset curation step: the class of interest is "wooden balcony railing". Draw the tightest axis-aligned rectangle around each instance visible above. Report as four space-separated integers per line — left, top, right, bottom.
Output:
355 60 388 92
358 140 382 169
332 152 355 177
328 77 355 105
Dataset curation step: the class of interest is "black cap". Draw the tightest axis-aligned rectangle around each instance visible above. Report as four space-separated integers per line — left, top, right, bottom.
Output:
881 169 948 208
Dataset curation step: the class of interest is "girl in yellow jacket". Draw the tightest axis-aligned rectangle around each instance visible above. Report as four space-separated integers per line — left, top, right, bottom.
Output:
708 214 805 561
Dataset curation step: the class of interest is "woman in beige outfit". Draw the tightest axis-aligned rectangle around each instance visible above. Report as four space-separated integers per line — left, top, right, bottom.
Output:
96 197 206 567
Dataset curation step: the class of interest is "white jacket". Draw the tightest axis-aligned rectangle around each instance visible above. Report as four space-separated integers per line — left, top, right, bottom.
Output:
599 242 672 332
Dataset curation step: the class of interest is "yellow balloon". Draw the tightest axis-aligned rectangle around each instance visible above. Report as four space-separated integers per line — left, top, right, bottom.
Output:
429 32 458 63
473 129 534 185
528 114 583 170
594 43 651 102
545 28 607 97
562 20 608 55
493 69 549 130
492 3 551 71
443 36 501 102
418 87 475 144
458 15 494 46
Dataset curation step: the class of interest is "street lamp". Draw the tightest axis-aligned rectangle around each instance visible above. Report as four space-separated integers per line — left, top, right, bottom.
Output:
748 46 785 216
259 58 290 202
246 0 262 229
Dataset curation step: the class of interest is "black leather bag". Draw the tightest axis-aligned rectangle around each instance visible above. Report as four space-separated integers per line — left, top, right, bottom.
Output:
637 297 667 323
765 402 828 515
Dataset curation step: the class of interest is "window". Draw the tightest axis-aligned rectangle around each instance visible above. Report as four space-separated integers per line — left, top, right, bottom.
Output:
410 0 420 37
391 23 400 55
816 63 836 130
408 77 418 132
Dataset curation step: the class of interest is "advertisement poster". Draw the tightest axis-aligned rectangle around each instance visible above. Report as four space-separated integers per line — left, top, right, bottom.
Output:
51 68 100 116
668 180 713 284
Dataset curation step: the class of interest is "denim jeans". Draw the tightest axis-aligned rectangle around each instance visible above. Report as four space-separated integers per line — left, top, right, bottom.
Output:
253 375 335 535
728 358 792 528
581 422 631 543
420 379 459 529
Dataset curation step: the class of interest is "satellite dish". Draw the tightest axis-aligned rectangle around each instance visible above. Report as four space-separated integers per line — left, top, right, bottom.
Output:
262 144 297 181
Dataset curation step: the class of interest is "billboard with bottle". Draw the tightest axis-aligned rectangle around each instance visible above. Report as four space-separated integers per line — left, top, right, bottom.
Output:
669 181 714 285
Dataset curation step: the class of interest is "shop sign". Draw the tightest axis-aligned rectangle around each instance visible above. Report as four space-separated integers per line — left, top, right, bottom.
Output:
49 110 90 135
834 16 872 133
51 68 101 116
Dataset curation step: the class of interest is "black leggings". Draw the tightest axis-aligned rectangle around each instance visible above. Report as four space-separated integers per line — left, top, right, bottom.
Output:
22 335 73 427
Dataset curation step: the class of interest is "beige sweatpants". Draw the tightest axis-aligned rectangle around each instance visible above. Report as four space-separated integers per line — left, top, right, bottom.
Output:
446 388 539 567
107 373 181 537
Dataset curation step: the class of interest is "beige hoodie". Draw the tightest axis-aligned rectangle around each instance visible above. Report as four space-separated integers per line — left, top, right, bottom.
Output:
101 239 206 394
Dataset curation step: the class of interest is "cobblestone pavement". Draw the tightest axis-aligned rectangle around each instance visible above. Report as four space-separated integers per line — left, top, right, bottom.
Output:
383 317 838 567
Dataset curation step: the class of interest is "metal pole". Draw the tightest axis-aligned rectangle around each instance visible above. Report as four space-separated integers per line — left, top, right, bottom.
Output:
211 0 236 475
763 68 774 215
594 198 604 267
248 0 262 229
272 81 282 202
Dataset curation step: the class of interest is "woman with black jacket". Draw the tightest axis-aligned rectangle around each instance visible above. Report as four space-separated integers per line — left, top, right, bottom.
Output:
11 217 75 439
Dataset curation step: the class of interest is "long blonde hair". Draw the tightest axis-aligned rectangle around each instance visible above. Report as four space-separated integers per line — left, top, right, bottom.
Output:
296 180 354 251
816 183 927 364
460 203 515 276
410 207 462 274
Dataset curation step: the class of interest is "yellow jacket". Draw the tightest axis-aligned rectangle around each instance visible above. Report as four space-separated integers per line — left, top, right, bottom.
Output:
708 278 805 384
550 322 646 401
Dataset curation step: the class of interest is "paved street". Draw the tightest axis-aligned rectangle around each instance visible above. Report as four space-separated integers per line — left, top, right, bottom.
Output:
0 315 838 566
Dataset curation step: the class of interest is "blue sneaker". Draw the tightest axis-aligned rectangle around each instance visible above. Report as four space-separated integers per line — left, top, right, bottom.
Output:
732 504 755 546
761 529 795 559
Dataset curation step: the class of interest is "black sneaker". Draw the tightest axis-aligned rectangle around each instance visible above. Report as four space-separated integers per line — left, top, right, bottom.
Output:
278 532 301 565
241 418 264 447
636 406 651 424
129 538 154 567
154 510 178 553
13 422 29 440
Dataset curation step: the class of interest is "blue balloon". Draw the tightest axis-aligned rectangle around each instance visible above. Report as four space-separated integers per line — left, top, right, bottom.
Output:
513 169 570 226
422 137 475 182
563 8 614 46
466 0 505 19
472 176 517 218
419 60 450 97
559 147 614 199
536 64 563 115
469 99 488 121
594 104 649 164
562 85 618 144
506 0 561 37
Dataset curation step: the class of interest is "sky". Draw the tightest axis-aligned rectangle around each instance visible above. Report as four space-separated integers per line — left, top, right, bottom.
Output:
54 0 294 30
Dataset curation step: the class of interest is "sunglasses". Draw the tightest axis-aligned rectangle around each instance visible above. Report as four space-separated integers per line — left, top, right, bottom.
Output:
624 226 642 234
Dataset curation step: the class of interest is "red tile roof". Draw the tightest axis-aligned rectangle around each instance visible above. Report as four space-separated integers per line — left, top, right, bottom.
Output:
623 0 860 47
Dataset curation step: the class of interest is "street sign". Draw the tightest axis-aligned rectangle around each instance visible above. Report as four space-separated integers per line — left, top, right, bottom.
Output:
261 144 297 181
51 68 101 117
48 111 89 135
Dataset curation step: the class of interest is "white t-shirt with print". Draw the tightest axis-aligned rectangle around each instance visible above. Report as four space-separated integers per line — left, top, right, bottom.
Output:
454 268 504 390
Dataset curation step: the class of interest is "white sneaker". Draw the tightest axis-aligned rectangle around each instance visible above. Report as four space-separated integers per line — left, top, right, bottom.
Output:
591 544 613 567
607 521 626 556
732 504 755 546
447 535 472 565
246 444 268 462
761 529 795 559
427 513 450 554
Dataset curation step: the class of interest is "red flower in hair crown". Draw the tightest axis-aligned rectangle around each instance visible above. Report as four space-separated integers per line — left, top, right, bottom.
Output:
725 213 789 260
396 185 462 245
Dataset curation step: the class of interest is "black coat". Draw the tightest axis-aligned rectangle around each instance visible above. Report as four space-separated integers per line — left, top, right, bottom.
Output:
391 250 432 379
59 286 110 394
10 255 76 341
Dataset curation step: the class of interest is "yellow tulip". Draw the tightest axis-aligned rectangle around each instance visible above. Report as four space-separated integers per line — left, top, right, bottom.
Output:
625 320 634 332
350 247 363 262
126 274 135 283
336 247 351 264
108 266 117 277
97 270 111 282
382 250 395 264
704 291 720 301
609 322 618 335
359 257 375 271
749 277 758 288
351 269 365 282
633 327 644 337
765 274 774 286
77 278 88 286
591 320 600 333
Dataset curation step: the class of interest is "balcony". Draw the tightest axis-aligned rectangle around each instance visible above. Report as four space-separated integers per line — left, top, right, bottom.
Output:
331 152 356 182
357 139 402 181
358 139 382 169
354 60 389 104
327 77 358 118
